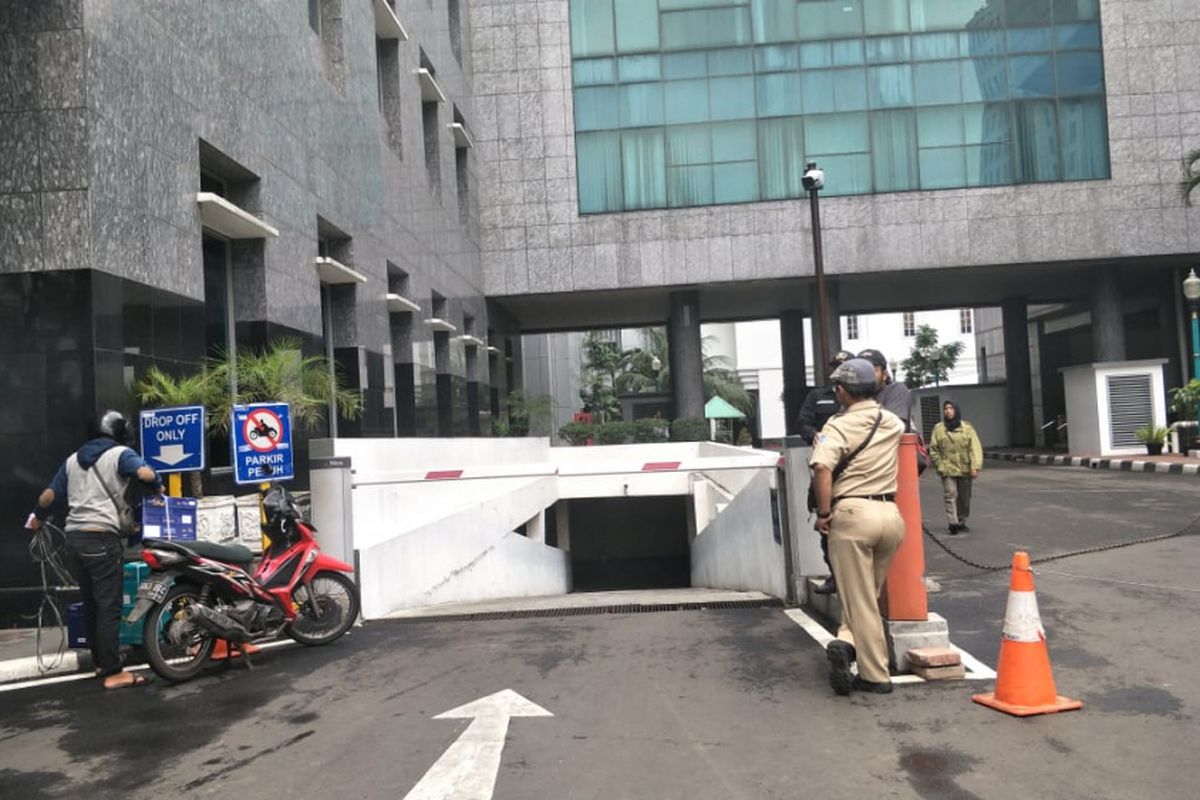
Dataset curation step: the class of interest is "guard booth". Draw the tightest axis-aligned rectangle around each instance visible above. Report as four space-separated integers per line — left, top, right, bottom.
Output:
1061 360 1168 456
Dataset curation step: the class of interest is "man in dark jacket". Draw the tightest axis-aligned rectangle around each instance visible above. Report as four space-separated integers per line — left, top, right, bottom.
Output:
857 348 912 429
26 411 162 690
799 350 854 595
798 350 854 445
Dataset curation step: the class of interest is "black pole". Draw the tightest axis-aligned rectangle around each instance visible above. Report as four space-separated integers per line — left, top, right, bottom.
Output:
808 173 831 377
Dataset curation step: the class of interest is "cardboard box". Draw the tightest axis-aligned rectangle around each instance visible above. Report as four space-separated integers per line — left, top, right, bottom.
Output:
141 497 198 541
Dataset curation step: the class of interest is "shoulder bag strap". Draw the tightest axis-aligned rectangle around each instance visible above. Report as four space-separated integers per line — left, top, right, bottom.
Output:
91 449 131 518
831 410 884 482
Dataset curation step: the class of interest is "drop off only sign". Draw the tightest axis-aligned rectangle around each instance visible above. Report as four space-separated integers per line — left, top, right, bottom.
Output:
231 402 294 485
139 406 206 474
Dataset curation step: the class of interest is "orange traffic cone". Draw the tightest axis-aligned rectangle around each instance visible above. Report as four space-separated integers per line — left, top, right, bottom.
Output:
210 639 262 661
973 552 1082 717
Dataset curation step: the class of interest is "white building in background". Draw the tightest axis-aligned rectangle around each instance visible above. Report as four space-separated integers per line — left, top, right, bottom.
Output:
706 309 984 440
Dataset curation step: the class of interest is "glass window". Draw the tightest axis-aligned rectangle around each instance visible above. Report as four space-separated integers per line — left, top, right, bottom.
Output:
621 129 667 208
664 79 710 124
663 51 707 79
619 83 664 127
711 121 757 161
617 55 660 82
574 58 616 85
871 110 919 191
1059 96 1108 179
751 0 797 44
756 73 803 117
614 0 660 52
868 64 913 107
805 112 869 153
960 308 973 334
1055 51 1103 95
800 42 832 68
1055 22 1100 49
575 86 620 130
1007 27 1053 54
831 39 866 66
708 76 756 120
576 132 622 213
914 61 962 105
846 315 859 340
758 117 807 199
912 32 959 60
713 162 759 203
1009 56 1055 98
909 0 980 32
918 106 965 147
755 44 800 72
668 125 712 165
962 57 1009 102
797 0 865 40
1052 0 1099 22
570 0 615 56
1006 0 1052 26
903 312 916 336
1013 100 1060 181
966 143 1015 186
708 48 754 76
864 0 910 35
867 36 911 64
669 164 714 206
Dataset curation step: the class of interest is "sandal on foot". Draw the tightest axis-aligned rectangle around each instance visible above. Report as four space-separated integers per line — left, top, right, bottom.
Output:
104 673 151 690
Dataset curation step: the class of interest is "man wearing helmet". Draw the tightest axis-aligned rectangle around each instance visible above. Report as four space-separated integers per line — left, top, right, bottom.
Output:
26 411 163 690
798 349 855 596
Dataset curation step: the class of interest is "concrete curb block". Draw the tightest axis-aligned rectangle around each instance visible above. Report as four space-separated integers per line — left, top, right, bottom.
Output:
0 652 85 685
984 451 1200 476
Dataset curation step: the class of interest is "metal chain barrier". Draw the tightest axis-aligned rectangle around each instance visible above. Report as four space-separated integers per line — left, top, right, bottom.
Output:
921 511 1200 573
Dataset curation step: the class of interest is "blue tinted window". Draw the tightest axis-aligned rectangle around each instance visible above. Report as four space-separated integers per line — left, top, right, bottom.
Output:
568 0 1110 211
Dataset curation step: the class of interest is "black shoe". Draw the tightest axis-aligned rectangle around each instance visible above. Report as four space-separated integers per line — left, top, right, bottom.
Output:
957 523 970 533
827 640 855 696
948 524 960 536
814 576 837 595
852 676 894 694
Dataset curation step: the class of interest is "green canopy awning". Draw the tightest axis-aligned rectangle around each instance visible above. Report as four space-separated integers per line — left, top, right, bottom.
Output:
704 396 745 419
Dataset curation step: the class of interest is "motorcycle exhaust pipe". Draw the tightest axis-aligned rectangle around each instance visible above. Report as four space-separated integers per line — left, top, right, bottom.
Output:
184 603 250 644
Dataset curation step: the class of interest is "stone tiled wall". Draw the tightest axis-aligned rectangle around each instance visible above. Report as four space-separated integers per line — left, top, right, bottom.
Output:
0 1 88 274
470 0 1200 300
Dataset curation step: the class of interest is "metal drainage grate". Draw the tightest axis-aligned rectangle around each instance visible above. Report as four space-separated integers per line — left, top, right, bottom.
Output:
387 597 784 624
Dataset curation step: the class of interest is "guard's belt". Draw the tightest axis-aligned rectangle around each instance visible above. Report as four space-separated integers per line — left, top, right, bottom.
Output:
834 493 896 504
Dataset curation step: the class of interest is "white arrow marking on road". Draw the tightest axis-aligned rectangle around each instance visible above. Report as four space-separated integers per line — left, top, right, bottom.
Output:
155 444 192 466
402 689 552 800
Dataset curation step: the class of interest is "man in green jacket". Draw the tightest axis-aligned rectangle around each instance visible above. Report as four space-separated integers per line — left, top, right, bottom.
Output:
929 400 982 535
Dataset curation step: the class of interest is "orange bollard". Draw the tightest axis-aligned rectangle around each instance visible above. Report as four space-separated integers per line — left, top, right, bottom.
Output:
973 552 1082 717
883 433 928 621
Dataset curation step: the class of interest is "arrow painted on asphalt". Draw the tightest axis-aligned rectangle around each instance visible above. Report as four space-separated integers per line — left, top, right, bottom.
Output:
402 689 552 800
155 444 192 466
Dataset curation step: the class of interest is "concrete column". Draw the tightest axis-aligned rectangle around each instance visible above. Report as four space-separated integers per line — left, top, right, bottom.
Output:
554 501 570 552
1002 298 1035 447
780 310 809 436
668 291 705 420
526 510 545 544
1091 266 1127 362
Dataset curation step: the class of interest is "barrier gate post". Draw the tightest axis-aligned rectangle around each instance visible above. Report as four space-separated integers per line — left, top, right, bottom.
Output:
309 457 355 576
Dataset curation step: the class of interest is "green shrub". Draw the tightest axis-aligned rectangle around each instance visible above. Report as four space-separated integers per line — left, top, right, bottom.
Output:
594 421 633 445
632 418 669 443
670 417 709 442
1134 424 1168 445
558 420 593 446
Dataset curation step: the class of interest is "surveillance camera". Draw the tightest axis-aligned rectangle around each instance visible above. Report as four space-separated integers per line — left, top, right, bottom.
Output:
802 163 825 191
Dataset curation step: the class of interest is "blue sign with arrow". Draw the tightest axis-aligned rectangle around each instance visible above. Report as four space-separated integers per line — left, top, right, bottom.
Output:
231 402 294 485
139 406 206 474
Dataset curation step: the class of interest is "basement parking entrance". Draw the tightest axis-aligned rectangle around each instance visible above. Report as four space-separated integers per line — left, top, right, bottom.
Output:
560 497 691 592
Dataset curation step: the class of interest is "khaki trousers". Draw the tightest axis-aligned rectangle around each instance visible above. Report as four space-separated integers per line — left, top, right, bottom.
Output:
827 498 906 683
941 475 973 526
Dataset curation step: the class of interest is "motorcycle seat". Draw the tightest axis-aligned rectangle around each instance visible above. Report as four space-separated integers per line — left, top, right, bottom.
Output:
160 539 256 567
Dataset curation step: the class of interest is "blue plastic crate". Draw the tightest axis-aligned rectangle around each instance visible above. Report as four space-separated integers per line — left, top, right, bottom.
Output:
140 496 198 541
67 561 148 648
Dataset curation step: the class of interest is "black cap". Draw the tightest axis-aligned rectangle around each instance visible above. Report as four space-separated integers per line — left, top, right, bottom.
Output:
857 349 888 369
829 350 855 368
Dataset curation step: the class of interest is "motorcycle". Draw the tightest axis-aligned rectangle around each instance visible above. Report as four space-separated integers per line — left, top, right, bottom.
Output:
128 484 360 683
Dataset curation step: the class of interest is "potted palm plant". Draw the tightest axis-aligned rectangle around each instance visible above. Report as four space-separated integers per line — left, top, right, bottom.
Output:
1134 424 1169 456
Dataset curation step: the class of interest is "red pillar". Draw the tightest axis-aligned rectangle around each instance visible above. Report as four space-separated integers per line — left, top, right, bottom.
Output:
884 433 928 621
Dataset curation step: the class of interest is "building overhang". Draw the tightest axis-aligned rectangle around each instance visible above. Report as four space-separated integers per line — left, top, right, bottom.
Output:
197 193 279 239
448 122 474 149
316 256 368 285
373 0 409 40
415 68 446 103
386 293 421 314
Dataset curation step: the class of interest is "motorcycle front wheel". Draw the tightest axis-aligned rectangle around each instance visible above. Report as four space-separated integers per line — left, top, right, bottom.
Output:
142 583 217 683
288 571 360 646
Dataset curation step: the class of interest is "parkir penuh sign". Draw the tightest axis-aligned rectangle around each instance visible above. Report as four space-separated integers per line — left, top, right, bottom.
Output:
231 402 294 485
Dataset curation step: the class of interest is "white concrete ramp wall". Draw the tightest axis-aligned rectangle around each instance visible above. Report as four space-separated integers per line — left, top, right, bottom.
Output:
690 471 786 598
355 475 569 619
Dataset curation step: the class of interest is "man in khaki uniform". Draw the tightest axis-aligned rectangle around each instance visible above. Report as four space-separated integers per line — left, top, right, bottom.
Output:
810 358 906 695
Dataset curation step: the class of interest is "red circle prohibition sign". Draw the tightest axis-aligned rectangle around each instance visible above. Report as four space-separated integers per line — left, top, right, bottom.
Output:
243 409 283 453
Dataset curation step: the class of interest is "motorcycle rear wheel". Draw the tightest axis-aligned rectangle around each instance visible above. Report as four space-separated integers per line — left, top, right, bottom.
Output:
142 583 217 683
288 571 360 646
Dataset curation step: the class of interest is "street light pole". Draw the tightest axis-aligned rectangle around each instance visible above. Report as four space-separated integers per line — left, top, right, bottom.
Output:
1184 269 1200 381
804 161 832 375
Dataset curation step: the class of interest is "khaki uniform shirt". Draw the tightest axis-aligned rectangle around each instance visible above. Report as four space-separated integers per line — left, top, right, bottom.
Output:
810 401 905 498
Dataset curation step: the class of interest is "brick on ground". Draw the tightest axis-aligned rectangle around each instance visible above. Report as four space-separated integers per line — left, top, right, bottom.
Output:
907 646 962 668
912 663 967 681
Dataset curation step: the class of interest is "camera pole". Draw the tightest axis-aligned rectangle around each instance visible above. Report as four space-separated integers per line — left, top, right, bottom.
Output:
807 161 832 375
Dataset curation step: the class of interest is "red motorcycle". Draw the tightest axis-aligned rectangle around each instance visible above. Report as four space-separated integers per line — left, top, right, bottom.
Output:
128 484 360 683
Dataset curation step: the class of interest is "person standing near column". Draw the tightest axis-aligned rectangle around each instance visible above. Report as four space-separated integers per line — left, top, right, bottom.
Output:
810 359 905 696
929 400 983 535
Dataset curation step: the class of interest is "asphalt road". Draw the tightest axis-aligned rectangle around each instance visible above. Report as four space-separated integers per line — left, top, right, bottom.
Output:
1 462 1197 799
